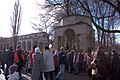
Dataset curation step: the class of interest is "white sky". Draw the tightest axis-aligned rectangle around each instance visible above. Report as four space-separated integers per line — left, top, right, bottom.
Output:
0 0 45 37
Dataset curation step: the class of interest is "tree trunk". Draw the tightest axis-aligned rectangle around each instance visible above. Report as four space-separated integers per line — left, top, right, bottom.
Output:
13 36 18 50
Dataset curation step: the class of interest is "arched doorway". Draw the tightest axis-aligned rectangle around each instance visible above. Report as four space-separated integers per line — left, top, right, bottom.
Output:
39 42 43 51
33 41 38 47
27 41 31 51
18 41 21 46
22 41 26 50
58 36 61 50
64 29 75 50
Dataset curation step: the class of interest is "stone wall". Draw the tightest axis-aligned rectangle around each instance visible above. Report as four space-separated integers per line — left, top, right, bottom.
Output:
0 32 48 51
54 15 95 51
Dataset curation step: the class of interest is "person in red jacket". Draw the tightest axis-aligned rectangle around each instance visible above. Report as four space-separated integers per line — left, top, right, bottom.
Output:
14 46 25 80
29 46 36 73
53 50 59 76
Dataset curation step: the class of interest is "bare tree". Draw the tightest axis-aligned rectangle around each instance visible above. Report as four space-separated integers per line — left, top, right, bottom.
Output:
10 0 22 50
77 0 120 48
40 0 120 33
101 0 120 14
35 0 120 50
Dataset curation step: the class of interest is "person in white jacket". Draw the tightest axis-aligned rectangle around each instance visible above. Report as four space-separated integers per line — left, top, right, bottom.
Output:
43 46 55 80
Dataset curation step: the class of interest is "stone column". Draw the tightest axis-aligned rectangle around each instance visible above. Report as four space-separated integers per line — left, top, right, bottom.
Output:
78 34 81 50
75 34 78 50
26 40 28 51
61 36 64 47
24 41 27 51
53 36 58 50
31 40 34 50
76 34 81 51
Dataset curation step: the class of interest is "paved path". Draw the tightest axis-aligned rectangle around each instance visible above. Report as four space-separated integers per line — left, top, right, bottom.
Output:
22 71 90 80
65 72 90 80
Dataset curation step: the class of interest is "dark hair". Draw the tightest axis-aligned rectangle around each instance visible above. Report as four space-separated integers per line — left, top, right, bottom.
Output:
97 45 103 51
9 46 13 49
17 46 21 48
60 47 64 51
3 49 5 51
33 46 37 50
44 46 49 50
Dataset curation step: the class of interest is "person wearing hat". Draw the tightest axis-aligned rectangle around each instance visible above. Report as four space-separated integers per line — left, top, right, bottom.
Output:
32 47 44 80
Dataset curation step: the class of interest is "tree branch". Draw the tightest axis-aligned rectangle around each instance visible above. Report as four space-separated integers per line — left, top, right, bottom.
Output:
78 0 120 33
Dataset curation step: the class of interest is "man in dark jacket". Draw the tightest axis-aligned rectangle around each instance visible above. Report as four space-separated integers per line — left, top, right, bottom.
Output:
93 46 110 80
5 46 14 80
111 51 120 80
56 47 67 80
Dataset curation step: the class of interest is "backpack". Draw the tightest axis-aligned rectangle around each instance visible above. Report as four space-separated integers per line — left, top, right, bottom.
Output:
16 50 23 62
59 52 67 65
14 50 25 63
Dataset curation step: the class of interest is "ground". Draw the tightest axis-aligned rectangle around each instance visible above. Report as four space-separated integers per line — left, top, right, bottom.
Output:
22 71 90 80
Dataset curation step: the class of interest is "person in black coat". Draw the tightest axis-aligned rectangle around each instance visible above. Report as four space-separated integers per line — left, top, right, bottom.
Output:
5 46 14 80
56 47 67 80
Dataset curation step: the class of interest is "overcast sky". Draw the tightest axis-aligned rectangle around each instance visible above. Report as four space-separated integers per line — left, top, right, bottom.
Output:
0 0 45 37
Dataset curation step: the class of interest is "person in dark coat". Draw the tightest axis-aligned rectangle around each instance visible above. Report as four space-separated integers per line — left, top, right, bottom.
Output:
56 47 67 80
5 46 14 80
67 50 74 73
79 52 84 72
111 50 120 80
92 46 110 80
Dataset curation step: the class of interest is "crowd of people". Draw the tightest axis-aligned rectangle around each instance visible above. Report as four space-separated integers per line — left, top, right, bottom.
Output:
0 46 25 80
0 45 120 80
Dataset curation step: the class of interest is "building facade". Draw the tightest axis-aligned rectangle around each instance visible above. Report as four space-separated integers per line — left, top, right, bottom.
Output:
0 32 49 51
54 15 95 51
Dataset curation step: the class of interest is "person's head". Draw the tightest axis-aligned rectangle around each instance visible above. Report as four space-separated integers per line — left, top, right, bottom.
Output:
8 64 18 75
55 50 58 54
96 45 104 56
52 50 55 54
91 52 95 56
71 50 75 54
112 50 116 53
97 45 103 51
9 45 13 49
79 49 83 54
33 46 37 50
60 47 64 51
44 46 49 50
17 46 21 49
112 50 118 55
35 47 40 54
3 48 5 51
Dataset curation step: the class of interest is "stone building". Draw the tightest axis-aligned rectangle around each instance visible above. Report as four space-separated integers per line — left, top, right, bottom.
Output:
54 15 95 51
0 32 49 51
